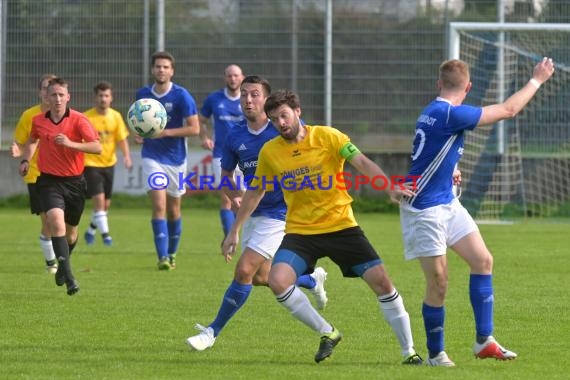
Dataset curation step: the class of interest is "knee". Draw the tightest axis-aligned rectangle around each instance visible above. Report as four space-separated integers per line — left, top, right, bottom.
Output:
480 253 493 273
469 251 494 274
234 266 255 285
427 274 448 302
267 271 289 295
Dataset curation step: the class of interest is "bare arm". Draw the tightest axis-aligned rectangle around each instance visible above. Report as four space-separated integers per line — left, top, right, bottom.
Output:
18 136 39 176
221 168 245 210
55 134 102 154
10 142 23 158
199 114 214 150
221 187 265 262
117 138 132 170
160 114 200 138
348 152 415 203
478 57 555 126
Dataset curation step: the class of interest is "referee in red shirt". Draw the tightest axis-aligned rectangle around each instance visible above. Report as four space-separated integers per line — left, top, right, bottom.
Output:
19 77 102 296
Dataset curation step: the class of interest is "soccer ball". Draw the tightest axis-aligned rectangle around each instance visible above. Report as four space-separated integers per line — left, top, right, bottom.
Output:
126 98 168 138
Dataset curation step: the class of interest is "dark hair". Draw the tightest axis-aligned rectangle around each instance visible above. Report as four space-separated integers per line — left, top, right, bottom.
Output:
38 74 57 90
151 51 175 68
241 75 271 96
93 81 113 93
264 89 300 115
47 77 69 90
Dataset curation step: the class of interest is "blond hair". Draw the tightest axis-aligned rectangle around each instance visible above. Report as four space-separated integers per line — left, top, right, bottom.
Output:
439 59 470 91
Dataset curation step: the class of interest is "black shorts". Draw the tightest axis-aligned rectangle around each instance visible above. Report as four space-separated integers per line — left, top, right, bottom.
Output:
84 166 115 198
27 183 43 215
278 226 382 278
37 174 87 227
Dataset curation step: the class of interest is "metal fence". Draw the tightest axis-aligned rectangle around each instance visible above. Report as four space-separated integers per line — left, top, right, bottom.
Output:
2 0 570 153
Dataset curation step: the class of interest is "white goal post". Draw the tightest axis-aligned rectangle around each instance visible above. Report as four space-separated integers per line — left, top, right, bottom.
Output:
447 22 570 219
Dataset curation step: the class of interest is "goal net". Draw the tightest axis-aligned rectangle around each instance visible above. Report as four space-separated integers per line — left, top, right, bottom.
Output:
448 22 570 220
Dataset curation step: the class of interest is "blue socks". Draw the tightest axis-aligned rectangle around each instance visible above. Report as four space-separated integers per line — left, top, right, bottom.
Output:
151 219 168 259
153 219 182 259
295 274 316 289
167 219 182 255
423 303 445 358
220 209 235 237
470 274 494 339
210 280 252 336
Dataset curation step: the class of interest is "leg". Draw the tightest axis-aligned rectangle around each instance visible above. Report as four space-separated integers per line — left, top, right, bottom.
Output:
84 167 105 244
214 158 235 237
29 184 56 270
166 194 182 268
149 189 169 268
87 192 112 245
219 192 235 237
251 257 271 286
47 208 79 295
451 231 516 360
186 249 267 351
100 167 114 245
452 231 493 341
361 264 420 362
84 195 97 245
417 255 454 365
269 258 339 363
39 212 57 272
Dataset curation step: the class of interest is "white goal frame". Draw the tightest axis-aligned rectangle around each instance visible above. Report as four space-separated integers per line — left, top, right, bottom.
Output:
447 22 570 220
449 22 570 154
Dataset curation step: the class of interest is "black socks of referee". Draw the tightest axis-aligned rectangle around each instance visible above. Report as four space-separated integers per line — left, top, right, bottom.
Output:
52 236 75 282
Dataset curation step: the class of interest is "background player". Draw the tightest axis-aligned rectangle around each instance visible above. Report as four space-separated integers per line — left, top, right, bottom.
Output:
199 64 245 239
10 73 58 273
135 51 200 270
83 81 132 246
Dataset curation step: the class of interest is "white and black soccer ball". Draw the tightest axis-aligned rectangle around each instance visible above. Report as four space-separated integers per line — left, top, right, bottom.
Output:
126 98 168 138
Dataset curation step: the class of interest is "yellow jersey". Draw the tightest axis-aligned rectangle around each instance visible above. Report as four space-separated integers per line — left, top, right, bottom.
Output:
14 104 42 184
83 107 129 167
252 125 357 235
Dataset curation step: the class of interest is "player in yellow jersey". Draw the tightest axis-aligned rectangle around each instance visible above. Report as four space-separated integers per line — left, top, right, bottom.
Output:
10 73 58 273
83 81 132 246
222 89 422 365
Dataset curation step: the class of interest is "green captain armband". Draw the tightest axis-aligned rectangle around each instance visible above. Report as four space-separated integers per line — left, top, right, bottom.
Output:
339 142 361 161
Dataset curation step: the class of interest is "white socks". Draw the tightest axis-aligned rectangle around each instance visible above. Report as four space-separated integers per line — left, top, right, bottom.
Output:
379 289 415 357
92 210 109 234
277 285 332 334
39 234 56 262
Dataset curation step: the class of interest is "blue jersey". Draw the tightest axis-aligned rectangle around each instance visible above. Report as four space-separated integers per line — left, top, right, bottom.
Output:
405 97 482 209
137 83 198 166
200 88 244 158
221 120 286 221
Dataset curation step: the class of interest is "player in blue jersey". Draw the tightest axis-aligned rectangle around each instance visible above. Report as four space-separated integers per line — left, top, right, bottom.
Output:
135 51 200 270
186 76 328 351
400 57 555 366
199 65 245 239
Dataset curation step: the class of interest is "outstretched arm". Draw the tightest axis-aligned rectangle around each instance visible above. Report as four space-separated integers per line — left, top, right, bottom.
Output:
478 57 555 126
348 152 415 203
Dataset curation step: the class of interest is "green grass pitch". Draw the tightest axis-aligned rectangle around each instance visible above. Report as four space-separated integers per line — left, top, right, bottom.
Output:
1 206 568 379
